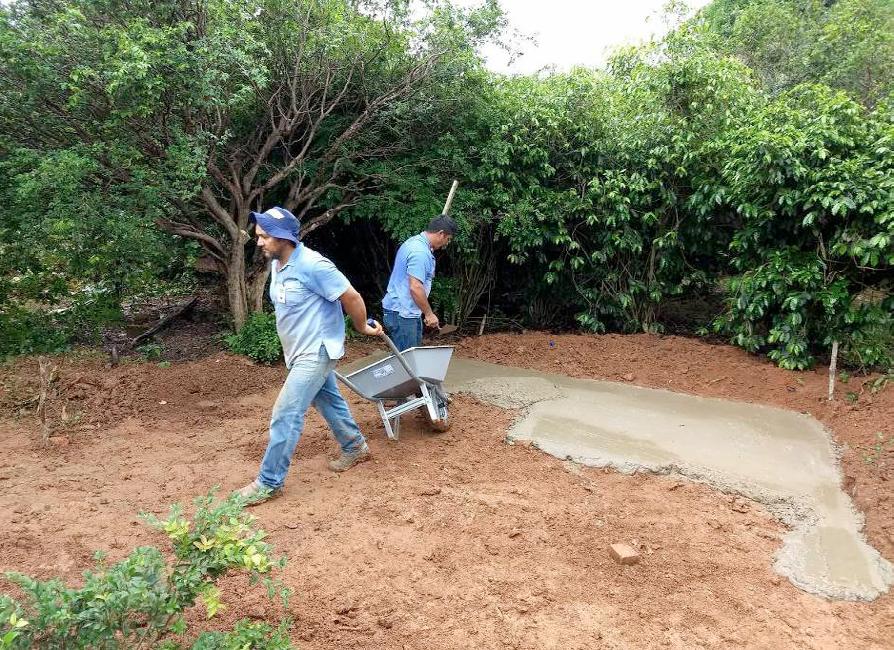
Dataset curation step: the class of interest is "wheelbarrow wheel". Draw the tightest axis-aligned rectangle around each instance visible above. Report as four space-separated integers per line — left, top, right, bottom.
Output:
428 414 450 432
425 391 451 433
426 411 450 432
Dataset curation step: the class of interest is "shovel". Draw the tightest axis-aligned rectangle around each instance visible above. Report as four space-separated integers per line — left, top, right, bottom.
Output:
429 323 458 337
428 180 461 339
423 323 457 343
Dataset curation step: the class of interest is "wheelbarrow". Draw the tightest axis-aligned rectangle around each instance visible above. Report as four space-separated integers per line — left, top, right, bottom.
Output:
334 321 453 440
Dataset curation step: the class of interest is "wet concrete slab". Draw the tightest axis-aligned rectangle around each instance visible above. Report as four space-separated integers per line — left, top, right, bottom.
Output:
444 358 894 602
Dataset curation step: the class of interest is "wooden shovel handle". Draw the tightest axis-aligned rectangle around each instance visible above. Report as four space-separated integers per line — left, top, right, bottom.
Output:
442 179 459 214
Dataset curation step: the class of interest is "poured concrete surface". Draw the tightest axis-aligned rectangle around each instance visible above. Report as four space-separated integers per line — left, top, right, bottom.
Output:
445 358 894 602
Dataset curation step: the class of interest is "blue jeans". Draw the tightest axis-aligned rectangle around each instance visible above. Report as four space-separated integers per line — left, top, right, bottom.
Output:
383 309 422 351
258 346 366 489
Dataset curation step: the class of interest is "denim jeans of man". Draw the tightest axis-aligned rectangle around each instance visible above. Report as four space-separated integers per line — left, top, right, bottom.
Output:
383 309 423 351
258 346 365 489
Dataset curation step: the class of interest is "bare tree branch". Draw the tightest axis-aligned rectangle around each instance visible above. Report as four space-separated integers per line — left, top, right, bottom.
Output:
199 187 238 240
300 199 361 238
156 218 228 261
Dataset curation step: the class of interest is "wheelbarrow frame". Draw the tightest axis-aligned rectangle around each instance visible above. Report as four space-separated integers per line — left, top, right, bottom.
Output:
334 327 451 441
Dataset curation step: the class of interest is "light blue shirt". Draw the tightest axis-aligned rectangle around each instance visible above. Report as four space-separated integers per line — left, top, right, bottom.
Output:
269 244 351 368
382 232 435 318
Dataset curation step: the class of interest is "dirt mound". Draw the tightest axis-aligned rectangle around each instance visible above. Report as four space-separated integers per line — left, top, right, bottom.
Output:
0 341 381 436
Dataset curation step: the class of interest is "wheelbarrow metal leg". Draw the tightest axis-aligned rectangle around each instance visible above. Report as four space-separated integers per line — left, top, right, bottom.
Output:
377 401 398 441
419 383 439 422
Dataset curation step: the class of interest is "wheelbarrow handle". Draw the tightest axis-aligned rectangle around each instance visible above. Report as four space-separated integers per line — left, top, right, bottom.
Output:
367 319 425 387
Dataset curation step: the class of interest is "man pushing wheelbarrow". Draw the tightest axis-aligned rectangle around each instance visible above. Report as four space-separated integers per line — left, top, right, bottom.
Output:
234 206 383 505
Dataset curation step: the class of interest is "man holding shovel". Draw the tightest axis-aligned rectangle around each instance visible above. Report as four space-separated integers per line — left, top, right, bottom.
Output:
235 206 382 505
382 214 457 351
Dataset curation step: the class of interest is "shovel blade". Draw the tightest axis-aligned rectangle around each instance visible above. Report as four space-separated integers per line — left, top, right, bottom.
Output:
424 324 458 340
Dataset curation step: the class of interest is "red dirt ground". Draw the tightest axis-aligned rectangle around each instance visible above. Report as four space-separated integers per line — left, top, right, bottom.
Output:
0 332 891 648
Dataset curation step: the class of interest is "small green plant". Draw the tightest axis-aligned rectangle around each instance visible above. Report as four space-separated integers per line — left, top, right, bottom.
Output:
158 360 172 369
868 370 894 394
137 342 164 361
0 611 28 649
171 619 293 650
845 391 859 404
838 371 850 384
0 490 293 649
862 432 893 466
225 312 282 364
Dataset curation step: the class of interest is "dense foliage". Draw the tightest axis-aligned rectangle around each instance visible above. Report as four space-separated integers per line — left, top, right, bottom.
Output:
340 0 893 369
0 0 503 330
224 311 282 363
1 0 891 369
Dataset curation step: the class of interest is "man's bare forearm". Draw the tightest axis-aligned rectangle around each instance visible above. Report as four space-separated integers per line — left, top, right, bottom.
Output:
409 279 434 317
340 287 370 330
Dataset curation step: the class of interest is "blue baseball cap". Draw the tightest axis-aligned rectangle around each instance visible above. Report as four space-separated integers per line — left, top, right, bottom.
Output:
248 206 300 245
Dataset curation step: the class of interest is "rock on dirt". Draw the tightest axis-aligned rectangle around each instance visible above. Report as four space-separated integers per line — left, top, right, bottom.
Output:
610 543 641 565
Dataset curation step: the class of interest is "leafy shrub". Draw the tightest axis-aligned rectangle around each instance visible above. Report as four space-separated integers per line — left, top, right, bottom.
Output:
173 619 293 650
710 86 894 368
429 277 460 325
0 289 125 360
714 250 893 370
841 299 894 369
137 342 164 361
0 306 69 359
225 312 281 364
0 491 292 649
713 251 844 369
57 291 124 344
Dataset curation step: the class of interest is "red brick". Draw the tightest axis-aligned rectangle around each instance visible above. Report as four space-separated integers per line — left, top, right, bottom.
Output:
609 543 640 565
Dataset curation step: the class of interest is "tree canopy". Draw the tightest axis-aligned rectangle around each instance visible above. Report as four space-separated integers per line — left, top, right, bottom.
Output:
1 0 892 370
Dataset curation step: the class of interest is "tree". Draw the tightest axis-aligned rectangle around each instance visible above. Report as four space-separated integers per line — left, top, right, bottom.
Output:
694 0 894 106
0 0 503 326
710 85 894 368
474 45 759 333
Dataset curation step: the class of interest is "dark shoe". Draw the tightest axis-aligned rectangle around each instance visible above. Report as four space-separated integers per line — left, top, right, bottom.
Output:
328 444 371 472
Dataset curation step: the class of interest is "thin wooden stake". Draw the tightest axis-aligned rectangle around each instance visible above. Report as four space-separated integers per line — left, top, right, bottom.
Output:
828 340 839 401
37 356 59 446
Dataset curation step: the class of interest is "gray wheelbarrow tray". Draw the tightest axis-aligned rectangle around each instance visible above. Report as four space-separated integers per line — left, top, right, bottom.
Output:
334 330 452 441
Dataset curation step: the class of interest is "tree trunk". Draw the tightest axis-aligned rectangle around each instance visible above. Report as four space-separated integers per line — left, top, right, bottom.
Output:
248 267 271 313
226 246 249 329
225 246 271 328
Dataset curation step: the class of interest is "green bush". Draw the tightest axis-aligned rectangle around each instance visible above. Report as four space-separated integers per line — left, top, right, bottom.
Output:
714 251 893 370
713 250 843 369
429 277 460 325
0 491 292 649
0 306 69 358
841 299 894 370
136 342 165 361
58 292 124 344
172 619 293 650
0 290 125 360
225 312 282 364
